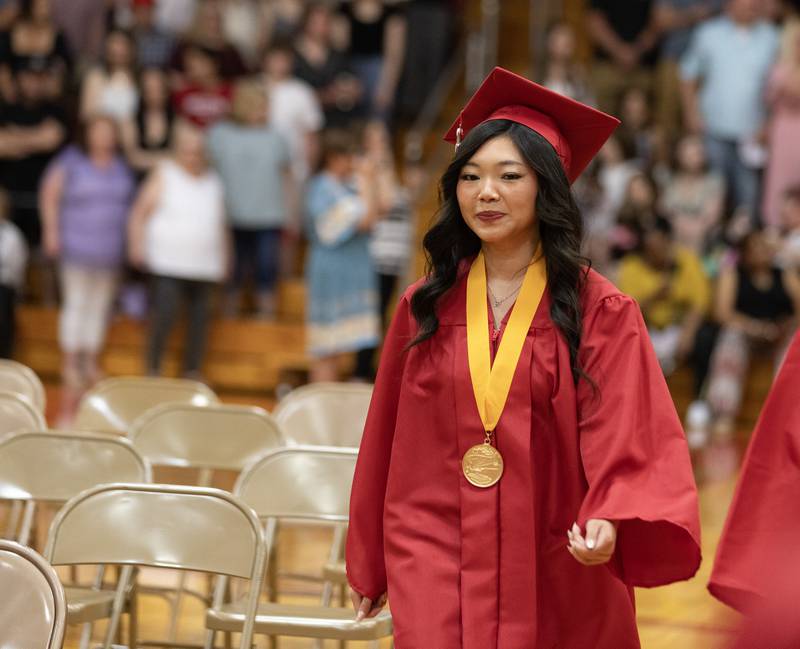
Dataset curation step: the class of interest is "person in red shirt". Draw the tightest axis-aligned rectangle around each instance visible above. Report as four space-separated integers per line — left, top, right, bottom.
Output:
172 44 232 129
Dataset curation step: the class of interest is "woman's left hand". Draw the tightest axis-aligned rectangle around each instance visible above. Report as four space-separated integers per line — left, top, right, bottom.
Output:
567 520 617 566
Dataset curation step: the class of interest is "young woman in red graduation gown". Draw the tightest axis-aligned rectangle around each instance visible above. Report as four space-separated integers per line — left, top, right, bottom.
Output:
709 330 800 614
346 67 701 649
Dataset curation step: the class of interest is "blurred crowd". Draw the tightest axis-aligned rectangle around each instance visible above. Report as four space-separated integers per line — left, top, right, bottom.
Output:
0 0 455 407
1 0 799 444
550 0 800 446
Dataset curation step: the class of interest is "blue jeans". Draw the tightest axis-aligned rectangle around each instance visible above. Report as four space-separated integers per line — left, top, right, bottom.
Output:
704 135 759 216
232 227 282 292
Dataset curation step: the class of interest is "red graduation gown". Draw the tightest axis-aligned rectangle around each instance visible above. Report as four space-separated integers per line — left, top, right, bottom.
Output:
708 331 800 613
346 267 701 648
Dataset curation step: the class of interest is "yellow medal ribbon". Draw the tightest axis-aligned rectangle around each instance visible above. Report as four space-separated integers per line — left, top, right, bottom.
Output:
462 249 547 488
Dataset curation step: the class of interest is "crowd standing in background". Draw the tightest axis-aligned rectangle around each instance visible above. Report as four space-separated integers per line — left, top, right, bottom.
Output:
0 0 798 447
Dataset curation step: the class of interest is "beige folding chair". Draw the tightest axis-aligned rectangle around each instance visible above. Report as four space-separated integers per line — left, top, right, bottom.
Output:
273 382 373 447
128 402 284 644
0 359 46 412
130 403 285 475
0 391 48 540
0 540 66 649
0 430 151 545
206 447 393 643
44 483 266 649
0 389 46 436
73 376 219 434
0 430 151 649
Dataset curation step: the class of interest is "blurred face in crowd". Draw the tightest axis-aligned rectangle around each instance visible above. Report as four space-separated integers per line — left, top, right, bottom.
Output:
598 136 624 165
196 1 224 41
265 49 293 80
133 2 155 29
627 174 656 209
105 31 134 70
642 229 672 269
174 123 208 175
304 6 332 42
87 117 118 158
781 194 800 232
456 134 539 248
547 23 575 63
727 0 760 23
742 231 773 271
140 68 169 109
27 0 51 22
236 88 269 126
184 48 218 84
620 87 649 130
327 151 355 177
676 135 707 174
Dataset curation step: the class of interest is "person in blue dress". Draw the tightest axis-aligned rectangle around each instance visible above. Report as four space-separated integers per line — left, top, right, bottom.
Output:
305 129 381 382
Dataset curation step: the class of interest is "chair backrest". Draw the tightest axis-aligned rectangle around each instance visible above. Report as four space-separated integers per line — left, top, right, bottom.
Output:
234 446 357 523
73 376 219 434
45 483 265 649
0 431 151 502
273 382 373 447
0 360 46 412
129 403 284 471
0 390 46 437
0 540 66 649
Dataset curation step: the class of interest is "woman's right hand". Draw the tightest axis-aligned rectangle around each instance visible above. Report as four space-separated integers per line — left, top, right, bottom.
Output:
350 588 387 621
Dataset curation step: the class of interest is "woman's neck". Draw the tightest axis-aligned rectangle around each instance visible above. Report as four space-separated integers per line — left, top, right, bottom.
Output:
482 234 539 282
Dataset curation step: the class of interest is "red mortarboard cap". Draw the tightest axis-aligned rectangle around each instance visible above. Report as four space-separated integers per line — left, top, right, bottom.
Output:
132 0 155 7
443 67 620 184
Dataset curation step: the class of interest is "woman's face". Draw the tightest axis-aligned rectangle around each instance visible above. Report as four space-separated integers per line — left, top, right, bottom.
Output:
305 8 331 41
742 232 773 270
31 0 51 21
456 134 539 247
175 127 207 174
676 136 706 173
106 32 133 69
627 174 655 207
547 24 574 61
621 88 648 128
87 118 117 155
141 69 168 107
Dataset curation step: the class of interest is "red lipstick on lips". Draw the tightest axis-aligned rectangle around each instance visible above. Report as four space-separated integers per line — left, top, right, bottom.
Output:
476 210 505 221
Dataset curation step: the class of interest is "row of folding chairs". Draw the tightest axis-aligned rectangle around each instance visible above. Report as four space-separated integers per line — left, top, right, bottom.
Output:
0 364 387 648
0 442 393 649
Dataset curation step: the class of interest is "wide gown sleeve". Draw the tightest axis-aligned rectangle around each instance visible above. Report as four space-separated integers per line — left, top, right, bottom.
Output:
346 291 416 599
576 294 702 587
708 331 800 612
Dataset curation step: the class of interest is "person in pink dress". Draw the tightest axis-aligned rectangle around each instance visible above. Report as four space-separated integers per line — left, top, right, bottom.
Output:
763 18 800 230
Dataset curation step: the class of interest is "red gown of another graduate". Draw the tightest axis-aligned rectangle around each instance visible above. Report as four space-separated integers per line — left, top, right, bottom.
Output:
708 331 800 613
346 266 702 649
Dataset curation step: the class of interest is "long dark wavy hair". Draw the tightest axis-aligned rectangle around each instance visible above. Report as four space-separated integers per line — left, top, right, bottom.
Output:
409 119 591 385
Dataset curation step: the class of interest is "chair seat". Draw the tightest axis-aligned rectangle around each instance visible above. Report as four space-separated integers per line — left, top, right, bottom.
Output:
322 560 347 584
206 601 393 640
64 587 115 624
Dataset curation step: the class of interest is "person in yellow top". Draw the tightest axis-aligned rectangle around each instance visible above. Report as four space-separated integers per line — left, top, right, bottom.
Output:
618 216 711 382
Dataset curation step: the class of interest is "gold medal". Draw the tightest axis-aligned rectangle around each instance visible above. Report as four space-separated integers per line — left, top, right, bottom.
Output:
462 440 504 488
464 250 546 487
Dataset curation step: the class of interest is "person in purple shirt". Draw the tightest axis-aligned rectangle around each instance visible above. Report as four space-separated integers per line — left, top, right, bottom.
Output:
40 114 135 395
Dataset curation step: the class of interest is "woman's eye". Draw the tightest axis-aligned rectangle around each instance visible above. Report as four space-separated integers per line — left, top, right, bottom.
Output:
502 173 522 180
460 174 479 181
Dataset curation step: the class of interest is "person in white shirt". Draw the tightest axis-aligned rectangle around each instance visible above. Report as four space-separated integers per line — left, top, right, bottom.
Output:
261 39 324 185
128 120 229 378
0 187 28 357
